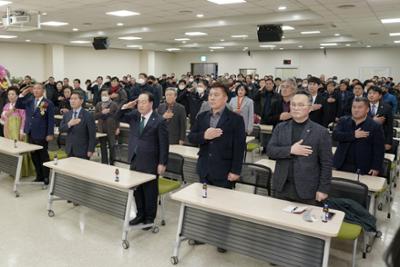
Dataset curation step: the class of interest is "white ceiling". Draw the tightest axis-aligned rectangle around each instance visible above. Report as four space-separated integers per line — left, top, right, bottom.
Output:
1 0 400 52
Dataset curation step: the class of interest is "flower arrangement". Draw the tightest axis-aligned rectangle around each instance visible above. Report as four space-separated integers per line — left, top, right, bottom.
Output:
39 101 48 116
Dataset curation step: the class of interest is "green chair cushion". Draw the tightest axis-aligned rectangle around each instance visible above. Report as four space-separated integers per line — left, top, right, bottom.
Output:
158 177 181 195
337 222 362 240
48 150 68 161
247 143 260 152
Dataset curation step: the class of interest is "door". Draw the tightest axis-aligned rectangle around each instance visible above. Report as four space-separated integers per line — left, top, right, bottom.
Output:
191 63 218 76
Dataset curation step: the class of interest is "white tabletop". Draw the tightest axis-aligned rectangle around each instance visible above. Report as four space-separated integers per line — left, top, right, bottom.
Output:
332 147 395 162
170 145 199 160
54 114 63 120
54 127 107 139
255 159 386 193
44 157 155 190
246 136 255 143
171 183 344 238
0 137 42 155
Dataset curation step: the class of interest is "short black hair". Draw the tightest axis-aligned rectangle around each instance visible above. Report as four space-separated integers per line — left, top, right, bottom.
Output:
235 84 248 96
148 75 156 81
71 90 84 100
353 96 370 107
308 76 321 85
353 83 364 89
7 86 19 95
139 91 154 102
178 79 187 85
265 78 274 83
111 76 119 82
73 78 81 84
368 86 383 95
274 77 282 81
211 82 229 97
294 91 312 104
97 76 103 80
326 81 336 87
139 73 148 79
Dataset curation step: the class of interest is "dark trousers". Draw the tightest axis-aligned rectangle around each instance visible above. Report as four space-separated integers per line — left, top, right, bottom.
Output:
67 151 89 160
200 176 234 189
130 157 158 221
273 179 318 206
29 136 50 181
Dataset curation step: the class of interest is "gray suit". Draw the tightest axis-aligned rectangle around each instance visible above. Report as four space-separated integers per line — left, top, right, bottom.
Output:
59 108 97 159
267 120 332 200
229 96 254 134
158 102 187 144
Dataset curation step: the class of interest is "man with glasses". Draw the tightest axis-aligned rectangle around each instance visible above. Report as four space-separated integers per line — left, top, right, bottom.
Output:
267 91 332 205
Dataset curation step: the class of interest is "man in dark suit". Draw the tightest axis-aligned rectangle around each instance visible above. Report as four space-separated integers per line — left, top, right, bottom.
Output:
267 91 332 205
16 84 55 185
188 82 246 189
367 86 393 152
157 88 187 145
59 91 96 159
307 76 327 126
336 81 354 120
322 81 339 127
117 92 169 227
333 97 385 175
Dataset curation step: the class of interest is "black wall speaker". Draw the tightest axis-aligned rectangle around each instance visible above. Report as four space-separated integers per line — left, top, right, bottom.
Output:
257 25 283 42
92 37 109 50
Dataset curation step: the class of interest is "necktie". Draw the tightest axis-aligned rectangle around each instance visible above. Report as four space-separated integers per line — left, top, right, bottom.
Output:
34 99 38 108
73 111 78 119
371 104 376 116
139 116 145 134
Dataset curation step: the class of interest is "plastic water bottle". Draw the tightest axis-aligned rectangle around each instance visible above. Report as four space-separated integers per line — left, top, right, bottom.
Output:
115 168 119 182
322 203 329 223
356 168 361 182
14 139 17 148
202 183 207 198
54 153 58 165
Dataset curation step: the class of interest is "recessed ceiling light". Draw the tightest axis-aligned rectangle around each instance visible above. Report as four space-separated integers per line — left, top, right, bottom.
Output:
231 35 248 38
117 23 124 26
220 39 225 42
381 18 400 24
346 44 351 47
41 12 47 16
207 0 246 5
209 46 224 49
25 39 31 42
278 6 287 11
210 49 214 52
0 1 12 7
41 21 69 26
243 47 248 50
185 32 207 36
282 25 294 31
298 45 303 48
320 47 324 49
259 44 276 48
175 38 190 41
279 48 284 50
127 45 143 49
389 33 400 36
394 40 400 43
366 45 371 47
320 43 337 46
0 34 17 39
301 31 320 35
182 41 187 44
106 10 140 17
196 14 204 18
166 48 181 51
282 36 286 39
72 28 79 32
70 40 91 44
334 33 340 36
118 36 142 40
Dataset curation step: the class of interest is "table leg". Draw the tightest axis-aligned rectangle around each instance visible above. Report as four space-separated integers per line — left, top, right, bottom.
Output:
13 155 23 197
322 238 331 267
47 170 56 217
122 189 134 249
171 204 185 265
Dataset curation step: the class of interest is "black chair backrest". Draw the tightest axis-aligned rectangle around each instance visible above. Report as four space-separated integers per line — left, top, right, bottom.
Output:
393 120 399 128
393 128 397 139
382 158 392 182
163 152 185 183
391 139 399 160
237 163 272 196
330 177 369 208
250 125 261 140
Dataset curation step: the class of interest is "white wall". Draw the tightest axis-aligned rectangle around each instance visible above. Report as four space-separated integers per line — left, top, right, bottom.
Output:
63 46 141 83
171 47 400 81
154 51 175 77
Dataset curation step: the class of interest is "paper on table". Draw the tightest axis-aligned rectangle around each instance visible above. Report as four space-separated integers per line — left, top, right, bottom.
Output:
283 205 308 214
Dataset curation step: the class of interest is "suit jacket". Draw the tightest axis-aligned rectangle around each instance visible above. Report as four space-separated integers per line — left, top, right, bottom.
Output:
188 107 246 182
157 102 187 144
94 101 119 135
59 109 97 158
309 93 326 126
262 98 290 127
228 96 254 134
337 90 354 118
267 120 332 199
333 116 385 174
118 109 169 174
321 91 339 127
15 96 55 140
369 101 393 146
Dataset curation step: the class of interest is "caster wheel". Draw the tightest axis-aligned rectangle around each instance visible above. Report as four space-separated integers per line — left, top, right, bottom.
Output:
122 240 129 249
388 213 391 219
363 252 366 259
188 240 196 246
378 203 383 211
48 210 55 217
15 192 20 198
376 231 382 238
152 226 159 234
171 256 179 265
161 220 166 226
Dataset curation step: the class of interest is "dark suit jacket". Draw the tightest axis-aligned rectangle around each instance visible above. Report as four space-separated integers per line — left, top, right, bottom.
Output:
333 116 385 174
267 120 332 199
369 101 393 146
118 109 169 174
321 91 339 127
15 96 55 140
157 102 187 144
188 107 246 182
309 93 326 126
262 98 290 127
337 90 354 118
59 109 96 158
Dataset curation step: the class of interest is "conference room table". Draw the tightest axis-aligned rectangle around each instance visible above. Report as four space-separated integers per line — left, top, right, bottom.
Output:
170 183 344 267
44 157 157 249
0 137 43 197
